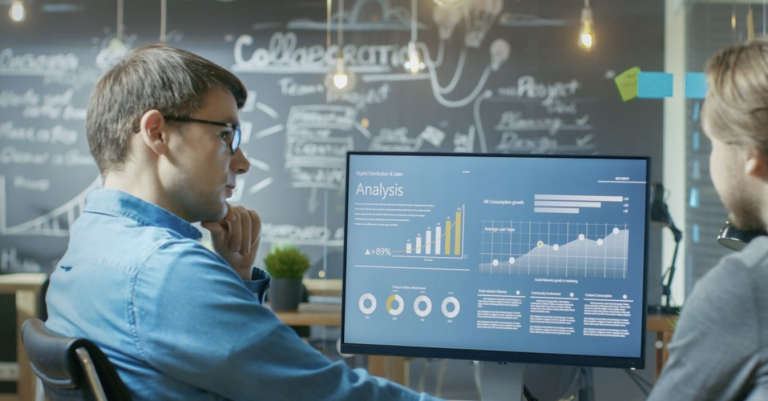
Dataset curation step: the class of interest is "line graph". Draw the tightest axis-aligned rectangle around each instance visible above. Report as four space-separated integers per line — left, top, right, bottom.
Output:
479 220 629 278
0 175 101 237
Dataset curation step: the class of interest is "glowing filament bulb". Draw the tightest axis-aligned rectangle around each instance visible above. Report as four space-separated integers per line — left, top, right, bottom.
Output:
9 1 25 22
578 6 594 51
404 41 424 73
333 71 349 89
333 58 350 89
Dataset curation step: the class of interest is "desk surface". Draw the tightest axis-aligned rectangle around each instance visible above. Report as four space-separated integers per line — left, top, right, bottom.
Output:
270 302 679 332
269 304 679 386
269 303 341 326
303 279 342 297
647 313 678 332
0 273 47 293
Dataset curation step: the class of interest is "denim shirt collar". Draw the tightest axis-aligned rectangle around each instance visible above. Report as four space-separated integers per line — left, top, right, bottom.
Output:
84 189 202 240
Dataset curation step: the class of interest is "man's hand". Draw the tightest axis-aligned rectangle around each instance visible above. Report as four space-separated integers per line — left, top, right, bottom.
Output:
201 204 261 281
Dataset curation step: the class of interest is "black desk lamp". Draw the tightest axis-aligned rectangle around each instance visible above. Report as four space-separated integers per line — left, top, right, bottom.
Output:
648 183 683 315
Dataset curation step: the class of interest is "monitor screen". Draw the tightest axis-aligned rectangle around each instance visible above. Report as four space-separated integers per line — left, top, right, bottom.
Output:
341 152 649 369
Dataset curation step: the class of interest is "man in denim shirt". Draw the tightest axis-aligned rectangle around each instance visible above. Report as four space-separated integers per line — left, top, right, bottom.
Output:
45 44 440 401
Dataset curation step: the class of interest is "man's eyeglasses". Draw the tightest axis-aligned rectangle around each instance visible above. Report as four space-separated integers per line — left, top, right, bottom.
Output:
163 115 241 155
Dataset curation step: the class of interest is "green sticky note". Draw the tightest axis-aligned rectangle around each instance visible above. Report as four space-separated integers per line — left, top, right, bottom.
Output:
615 67 641 102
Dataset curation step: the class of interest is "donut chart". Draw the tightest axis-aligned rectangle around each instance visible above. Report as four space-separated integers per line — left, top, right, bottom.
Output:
358 293 377 315
441 296 460 318
386 294 405 316
414 295 433 317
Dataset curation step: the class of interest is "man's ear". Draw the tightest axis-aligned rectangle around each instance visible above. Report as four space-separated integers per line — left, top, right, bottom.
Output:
745 149 768 181
138 110 169 156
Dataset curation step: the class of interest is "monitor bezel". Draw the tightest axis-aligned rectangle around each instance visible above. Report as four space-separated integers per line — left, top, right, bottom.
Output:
341 151 650 370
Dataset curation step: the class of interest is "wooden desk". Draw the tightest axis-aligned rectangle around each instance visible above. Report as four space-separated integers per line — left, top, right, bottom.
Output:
647 314 678 379
0 273 47 401
271 303 341 326
271 302 679 386
270 302 409 386
303 279 342 298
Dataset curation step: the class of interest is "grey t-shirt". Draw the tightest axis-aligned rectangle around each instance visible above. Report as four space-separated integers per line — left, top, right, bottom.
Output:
648 236 768 401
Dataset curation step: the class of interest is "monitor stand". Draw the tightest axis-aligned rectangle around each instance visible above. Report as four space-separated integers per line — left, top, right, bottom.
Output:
481 362 525 401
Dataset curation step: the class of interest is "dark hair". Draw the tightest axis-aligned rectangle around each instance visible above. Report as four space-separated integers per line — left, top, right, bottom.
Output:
86 44 247 174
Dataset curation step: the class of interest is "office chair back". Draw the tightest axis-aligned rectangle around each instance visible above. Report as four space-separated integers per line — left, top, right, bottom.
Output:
21 318 132 401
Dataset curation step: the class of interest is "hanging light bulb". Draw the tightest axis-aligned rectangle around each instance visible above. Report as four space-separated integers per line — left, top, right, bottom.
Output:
404 41 425 73
325 0 355 93
9 1 25 22
403 0 425 73
326 57 356 92
333 58 349 89
578 0 595 51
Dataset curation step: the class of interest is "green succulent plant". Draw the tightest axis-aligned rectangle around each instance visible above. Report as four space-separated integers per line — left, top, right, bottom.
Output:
263 246 311 279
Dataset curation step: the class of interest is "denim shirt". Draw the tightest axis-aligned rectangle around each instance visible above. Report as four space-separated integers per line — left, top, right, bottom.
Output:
46 189 439 401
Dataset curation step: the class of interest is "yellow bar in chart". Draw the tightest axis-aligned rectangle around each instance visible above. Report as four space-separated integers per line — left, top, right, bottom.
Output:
445 220 452 254
454 210 462 255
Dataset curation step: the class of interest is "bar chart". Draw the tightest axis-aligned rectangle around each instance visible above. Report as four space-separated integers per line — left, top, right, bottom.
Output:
533 194 629 215
479 221 630 278
393 205 466 260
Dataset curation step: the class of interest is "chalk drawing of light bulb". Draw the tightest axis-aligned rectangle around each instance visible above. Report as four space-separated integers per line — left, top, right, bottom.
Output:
463 0 503 48
433 6 463 41
489 38 510 71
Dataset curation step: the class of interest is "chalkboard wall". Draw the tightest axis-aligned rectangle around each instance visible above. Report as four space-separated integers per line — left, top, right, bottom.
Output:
0 0 664 277
0 0 666 395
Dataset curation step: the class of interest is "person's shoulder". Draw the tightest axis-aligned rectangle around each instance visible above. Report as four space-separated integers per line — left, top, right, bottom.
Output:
146 235 226 267
687 236 768 317
140 236 238 281
735 236 768 271
700 236 768 287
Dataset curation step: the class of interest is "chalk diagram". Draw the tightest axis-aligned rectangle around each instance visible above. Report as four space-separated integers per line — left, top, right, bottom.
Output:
0 175 101 237
226 0 520 247
243 0 511 153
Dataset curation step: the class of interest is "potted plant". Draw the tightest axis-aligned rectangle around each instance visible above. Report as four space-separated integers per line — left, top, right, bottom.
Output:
263 246 311 311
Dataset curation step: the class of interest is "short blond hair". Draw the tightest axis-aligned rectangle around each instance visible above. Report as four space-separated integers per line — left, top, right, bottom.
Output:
704 37 768 158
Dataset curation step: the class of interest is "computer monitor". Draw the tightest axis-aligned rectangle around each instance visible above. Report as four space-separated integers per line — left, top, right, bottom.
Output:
341 152 649 399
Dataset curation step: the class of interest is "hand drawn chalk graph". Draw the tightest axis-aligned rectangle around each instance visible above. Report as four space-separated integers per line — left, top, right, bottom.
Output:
0 175 100 237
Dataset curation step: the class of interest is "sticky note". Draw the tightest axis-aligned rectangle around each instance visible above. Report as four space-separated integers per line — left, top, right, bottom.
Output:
689 187 700 208
614 67 641 102
692 101 701 122
637 72 673 98
685 72 707 99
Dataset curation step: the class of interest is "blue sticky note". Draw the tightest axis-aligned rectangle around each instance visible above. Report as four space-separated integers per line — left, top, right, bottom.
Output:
689 187 700 208
637 72 673 98
685 73 707 99
692 223 700 244
692 101 701 122
693 131 700 150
